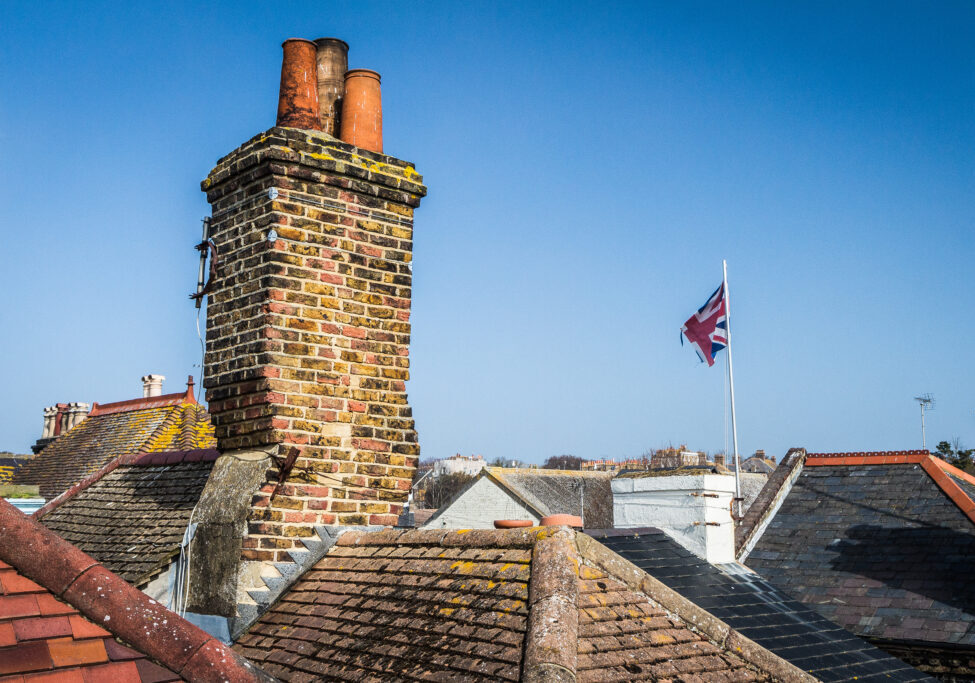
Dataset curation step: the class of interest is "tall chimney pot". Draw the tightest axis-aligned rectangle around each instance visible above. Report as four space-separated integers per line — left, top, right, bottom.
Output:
142 374 165 398
314 38 349 137
340 69 383 153
276 39 322 130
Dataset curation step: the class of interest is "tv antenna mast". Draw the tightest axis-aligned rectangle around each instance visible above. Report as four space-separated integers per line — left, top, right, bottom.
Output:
914 394 935 450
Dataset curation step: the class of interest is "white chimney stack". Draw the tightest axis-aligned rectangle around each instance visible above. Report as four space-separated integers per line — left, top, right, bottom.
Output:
141 374 166 398
612 473 737 564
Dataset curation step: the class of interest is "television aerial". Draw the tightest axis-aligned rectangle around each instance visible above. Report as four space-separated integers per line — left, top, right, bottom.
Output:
914 394 935 450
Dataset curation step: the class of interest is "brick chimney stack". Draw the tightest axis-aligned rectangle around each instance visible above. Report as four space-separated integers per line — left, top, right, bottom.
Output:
200 38 426 555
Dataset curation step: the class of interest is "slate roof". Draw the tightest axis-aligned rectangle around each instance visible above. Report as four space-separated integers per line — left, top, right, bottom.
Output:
0 498 269 682
587 528 930 682
234 526 848 681
745 451 975 649
13 385 215 501
36 449 219 587
0 453 31 485
487 467 614 527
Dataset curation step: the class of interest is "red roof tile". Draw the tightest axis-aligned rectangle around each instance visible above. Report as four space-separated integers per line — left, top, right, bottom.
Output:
0 499 271 682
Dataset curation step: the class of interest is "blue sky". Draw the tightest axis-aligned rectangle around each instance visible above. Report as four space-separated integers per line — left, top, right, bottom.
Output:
1 2 972 463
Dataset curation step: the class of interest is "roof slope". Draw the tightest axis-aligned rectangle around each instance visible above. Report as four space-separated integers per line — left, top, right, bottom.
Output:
0 453 31 485
487 467 614 528
13 388 215 500
0 498 270 682
0 556 181 681
587 528 930 682
746 452 975 648
235 526 837 681
37 449 219 587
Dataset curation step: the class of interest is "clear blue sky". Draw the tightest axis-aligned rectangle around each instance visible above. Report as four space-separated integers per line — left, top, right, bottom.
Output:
1 2 973 463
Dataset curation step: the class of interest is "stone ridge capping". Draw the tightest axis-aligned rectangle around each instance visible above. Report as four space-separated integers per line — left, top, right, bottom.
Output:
574 532 819 683
735 448 806 555
0 498 272 683
918 455 975 525
523 528 578 683
203 126 426 199
32 448 220 520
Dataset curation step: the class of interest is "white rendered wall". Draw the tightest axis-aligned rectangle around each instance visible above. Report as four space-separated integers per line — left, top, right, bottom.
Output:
613 474 736 563
423 477 540 529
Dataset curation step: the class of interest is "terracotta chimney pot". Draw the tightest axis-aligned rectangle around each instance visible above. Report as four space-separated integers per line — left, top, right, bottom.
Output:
340 69 383 153
540 514 583 528
277 39 322 130
314 38 349 137
494 519 533 529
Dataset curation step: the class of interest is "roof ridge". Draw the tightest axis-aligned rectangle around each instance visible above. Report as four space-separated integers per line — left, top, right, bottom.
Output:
806 449 929 457
0 498 270 681
337 525 555 549
87 388 195 417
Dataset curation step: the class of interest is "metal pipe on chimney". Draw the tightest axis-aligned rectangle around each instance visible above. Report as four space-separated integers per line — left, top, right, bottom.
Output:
276 39 322 130
314 38 348 137
340 69 383 153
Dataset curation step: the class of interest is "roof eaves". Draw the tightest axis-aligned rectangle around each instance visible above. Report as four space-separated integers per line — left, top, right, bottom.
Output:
919 455 975 525
574 531 817 683
0 498 271 682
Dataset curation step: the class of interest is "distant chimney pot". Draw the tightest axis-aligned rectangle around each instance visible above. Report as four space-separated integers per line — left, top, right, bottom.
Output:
142 374 165 398
276 39 322 130
314 38 349 137
340 69 383 153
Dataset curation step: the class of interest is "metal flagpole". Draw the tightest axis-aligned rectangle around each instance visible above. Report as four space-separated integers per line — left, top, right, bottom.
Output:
723 259 743 520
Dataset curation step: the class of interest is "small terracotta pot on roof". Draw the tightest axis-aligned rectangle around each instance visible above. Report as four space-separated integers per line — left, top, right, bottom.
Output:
494 519 533 529
540 514 583 528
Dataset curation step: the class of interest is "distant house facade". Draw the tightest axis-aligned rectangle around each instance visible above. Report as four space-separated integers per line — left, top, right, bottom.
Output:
432 453 487 478
423 467 614 529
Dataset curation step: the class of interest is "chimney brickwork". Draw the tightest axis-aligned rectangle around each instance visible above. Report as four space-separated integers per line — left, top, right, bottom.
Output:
202 126 425 561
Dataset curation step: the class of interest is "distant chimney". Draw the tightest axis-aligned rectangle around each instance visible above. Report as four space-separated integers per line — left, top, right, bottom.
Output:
614 473 736 563
314 38 348 136
713 453 725 467
276 39 321 130
340 69 383 153
34 402 89 453
141 374 165 398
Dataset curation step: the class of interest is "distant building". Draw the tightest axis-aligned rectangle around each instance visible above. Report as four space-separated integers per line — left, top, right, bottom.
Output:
423 467 614 529
741 448 975 679
740 450 777 473
432 453 487 478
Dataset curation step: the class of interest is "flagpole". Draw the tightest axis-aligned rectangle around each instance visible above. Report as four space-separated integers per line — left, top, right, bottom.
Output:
723 259 742 520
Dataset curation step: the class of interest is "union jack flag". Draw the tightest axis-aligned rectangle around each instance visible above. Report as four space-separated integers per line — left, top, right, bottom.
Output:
681 283 727 367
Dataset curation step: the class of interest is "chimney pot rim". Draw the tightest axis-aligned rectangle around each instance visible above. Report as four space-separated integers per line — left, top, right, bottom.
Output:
345 68 381 82
314 37 349 51
281 38 318 48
